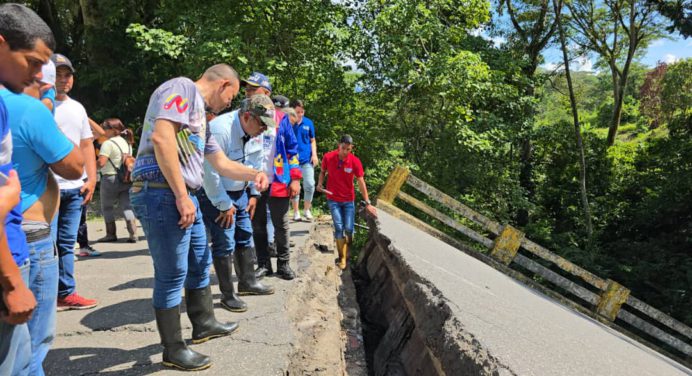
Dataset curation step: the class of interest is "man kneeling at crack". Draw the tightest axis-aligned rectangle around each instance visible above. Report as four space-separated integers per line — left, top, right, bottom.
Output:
198 94 278 314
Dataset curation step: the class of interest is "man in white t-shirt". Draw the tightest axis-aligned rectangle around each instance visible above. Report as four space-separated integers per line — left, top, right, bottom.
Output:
51 53 99 311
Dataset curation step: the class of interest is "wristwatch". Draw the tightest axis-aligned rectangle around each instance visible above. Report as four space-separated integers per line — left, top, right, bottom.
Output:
361 199 371 206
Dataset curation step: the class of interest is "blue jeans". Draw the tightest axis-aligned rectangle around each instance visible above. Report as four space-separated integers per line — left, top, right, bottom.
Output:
130 185 211 309
52 188 83 298
0 260 31 376
197 190 253 258
26 236 57 376
327 200 355 239
292 163 315 204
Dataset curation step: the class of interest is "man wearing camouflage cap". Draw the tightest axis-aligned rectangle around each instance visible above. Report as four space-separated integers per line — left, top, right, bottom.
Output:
199 94 277 314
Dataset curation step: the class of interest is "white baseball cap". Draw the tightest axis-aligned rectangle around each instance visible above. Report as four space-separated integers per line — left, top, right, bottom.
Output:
40 60 56 86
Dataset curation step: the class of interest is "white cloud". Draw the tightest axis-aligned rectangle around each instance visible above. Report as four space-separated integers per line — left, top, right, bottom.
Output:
663 54 679 64
574 55 593 72
541 62 559 71
490 36 506 47
650 39 665 47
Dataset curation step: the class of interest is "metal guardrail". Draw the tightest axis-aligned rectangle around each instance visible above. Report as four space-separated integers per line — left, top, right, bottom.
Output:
377 166 692 359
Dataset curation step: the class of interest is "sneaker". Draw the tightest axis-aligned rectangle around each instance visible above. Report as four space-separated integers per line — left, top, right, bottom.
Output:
57 293 98 311
78 245 101 257
293 211 301 221
304 209 313 221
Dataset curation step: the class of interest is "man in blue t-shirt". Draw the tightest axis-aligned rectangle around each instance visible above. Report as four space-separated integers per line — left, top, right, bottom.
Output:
289 99 318 222
0 3 57 375
8 82 84 375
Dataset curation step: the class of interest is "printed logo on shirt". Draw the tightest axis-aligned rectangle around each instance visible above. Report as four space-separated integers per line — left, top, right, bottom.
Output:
344 167 353 173
163 94 189 113
303 126 309 131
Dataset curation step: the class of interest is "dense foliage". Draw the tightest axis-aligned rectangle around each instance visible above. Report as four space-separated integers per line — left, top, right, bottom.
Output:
15 0 691 324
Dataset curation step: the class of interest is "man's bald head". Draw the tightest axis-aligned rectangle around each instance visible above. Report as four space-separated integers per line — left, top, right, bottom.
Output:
201 64 239 83
197 63 240 113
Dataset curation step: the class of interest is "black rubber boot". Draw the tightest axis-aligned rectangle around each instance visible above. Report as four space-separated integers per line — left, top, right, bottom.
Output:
212 255 247 312
276 259 295 280
185 286 239 344
234 247 274 295
254 260 273 280
155 306 211 371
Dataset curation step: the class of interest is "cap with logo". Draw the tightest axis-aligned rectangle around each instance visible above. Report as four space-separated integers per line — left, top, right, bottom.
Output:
51 53 75 73
340 134 354 145
241 94 277 129
40 60 56 86
241 72 272 93
272 95 289 109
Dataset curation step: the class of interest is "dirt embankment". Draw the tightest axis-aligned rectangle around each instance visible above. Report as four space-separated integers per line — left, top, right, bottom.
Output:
286 219 367 376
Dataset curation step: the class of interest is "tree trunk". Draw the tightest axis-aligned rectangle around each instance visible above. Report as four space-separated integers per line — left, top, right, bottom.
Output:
516 56 540 227
554 0 593 239
607 72 626 146
35 0 68 54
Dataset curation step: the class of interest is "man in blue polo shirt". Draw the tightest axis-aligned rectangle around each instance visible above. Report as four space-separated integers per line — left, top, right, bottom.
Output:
290 99 318 222
0 3 56 375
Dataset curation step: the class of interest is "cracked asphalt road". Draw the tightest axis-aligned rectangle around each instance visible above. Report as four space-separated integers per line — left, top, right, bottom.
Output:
45 219 315 375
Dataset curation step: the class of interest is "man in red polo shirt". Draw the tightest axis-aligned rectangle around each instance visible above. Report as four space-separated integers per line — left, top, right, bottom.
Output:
316 135 377 270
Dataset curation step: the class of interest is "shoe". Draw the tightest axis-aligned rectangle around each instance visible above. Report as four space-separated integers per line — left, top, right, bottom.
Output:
234 247 274 295
57 293 98 311
186 286 239 344
126 219 138 243
212 255 247 312
155 306 211 371
304 209 313 221
293 211 301 221
254 262 273 280
97 221 117 242
276 260 295 280
336 238 348 270
77 245 101 257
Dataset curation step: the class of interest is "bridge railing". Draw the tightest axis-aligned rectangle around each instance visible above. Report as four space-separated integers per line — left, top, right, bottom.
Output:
377 166 692 360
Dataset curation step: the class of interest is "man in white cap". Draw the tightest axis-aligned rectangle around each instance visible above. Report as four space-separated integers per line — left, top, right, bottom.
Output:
51 53 101 311
38 59 55 112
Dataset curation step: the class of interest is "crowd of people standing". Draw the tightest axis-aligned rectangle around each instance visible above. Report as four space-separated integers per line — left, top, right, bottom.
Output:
0 3 377 374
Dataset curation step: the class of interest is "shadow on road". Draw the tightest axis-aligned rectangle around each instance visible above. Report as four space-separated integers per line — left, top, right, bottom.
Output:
81 299 154 330
45 343 162 376
110 278 154 291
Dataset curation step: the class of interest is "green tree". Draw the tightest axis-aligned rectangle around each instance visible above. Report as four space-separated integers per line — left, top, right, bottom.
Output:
553 0 593 238
567 0 664 146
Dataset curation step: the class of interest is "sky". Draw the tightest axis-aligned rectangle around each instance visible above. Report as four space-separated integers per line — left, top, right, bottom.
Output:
539 33 691 72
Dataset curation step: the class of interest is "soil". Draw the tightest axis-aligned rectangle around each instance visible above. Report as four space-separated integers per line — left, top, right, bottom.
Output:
286 218 368 376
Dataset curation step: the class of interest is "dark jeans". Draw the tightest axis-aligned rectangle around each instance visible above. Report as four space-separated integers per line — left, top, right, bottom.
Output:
197 189 253 258
77 204 89 248
51 188 83 298
252 189 290 264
